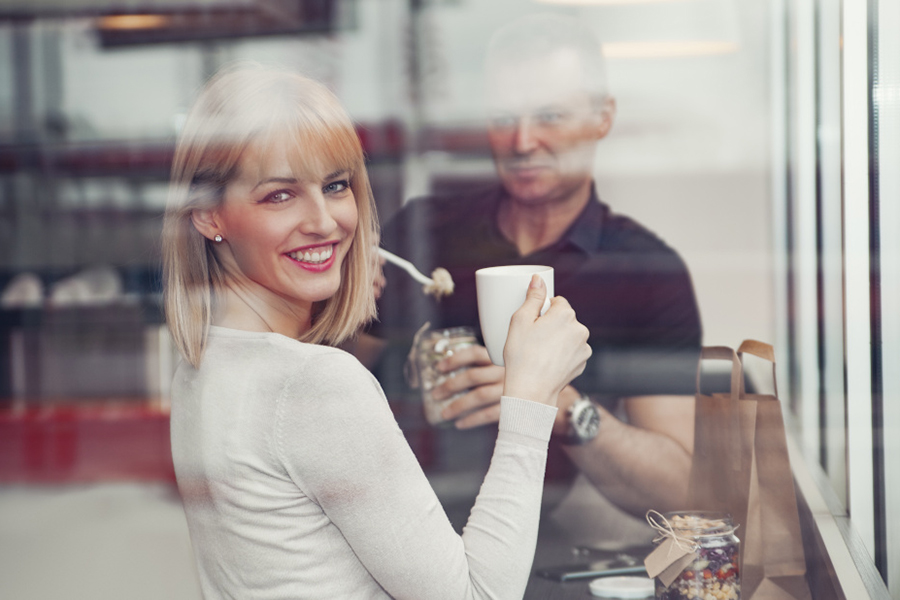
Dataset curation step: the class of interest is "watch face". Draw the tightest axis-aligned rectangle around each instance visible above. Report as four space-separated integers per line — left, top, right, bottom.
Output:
571 400 600 442
576 406 599 435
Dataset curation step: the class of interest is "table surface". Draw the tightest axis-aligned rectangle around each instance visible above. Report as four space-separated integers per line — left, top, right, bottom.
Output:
526 573 604 600
523 525 653 600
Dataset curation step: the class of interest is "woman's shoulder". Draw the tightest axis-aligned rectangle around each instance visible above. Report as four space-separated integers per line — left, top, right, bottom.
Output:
261 338 389 420
201 326 369 374
207 326 365 369
200 328 386 419
273 337 371 379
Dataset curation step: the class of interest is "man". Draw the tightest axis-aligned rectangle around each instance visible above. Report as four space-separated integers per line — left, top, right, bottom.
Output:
367 14 701 543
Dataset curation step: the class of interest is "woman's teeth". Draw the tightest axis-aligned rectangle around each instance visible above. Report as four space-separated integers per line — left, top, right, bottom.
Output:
288 246 333 264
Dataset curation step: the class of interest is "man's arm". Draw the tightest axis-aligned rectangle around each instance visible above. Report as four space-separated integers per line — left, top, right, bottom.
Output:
554 388 694 517
436 348 696 517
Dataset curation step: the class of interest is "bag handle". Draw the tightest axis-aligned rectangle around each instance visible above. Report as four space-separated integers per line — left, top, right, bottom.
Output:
736 339 778 398
696 346 742 401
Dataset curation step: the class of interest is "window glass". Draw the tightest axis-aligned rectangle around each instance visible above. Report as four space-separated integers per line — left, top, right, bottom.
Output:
0 0 896 596
875 0 900 590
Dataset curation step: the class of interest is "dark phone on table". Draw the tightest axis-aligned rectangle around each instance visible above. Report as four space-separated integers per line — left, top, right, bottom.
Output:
535 560 648 582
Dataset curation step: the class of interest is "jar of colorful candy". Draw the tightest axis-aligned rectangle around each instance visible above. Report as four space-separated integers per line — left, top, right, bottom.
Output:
654 512 740 600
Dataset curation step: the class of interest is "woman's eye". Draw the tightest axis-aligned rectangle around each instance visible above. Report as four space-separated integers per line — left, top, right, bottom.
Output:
324 180 351 195
263 190 293 204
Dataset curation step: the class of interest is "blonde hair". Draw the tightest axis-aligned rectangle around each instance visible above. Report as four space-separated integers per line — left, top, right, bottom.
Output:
162 63 379 368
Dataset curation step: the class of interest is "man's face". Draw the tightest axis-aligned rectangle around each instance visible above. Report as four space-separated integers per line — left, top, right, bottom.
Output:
486 49 613 207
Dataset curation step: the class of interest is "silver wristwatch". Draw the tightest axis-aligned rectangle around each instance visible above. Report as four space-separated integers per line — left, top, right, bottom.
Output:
562 395 600 445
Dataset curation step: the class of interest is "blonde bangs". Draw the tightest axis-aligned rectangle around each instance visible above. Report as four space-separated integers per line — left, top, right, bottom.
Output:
274 101 363 183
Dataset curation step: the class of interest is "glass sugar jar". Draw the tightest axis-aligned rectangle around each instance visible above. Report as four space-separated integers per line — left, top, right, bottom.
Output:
410 326 479 425
655 512 741 600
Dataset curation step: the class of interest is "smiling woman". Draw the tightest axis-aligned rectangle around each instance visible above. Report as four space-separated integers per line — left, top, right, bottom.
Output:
191 143 360 337
160 63 592 600
162 64 378 369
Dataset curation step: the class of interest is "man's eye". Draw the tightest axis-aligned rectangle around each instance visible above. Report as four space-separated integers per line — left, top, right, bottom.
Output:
490 115 518 129
324 180 351 194
535 111 564 125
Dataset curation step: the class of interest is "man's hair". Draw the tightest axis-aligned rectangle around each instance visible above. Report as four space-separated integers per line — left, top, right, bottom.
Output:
485 13 609 99
161 63 379 367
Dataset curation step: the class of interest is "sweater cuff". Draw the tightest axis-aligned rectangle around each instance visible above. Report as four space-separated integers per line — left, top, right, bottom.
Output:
498 396 558 443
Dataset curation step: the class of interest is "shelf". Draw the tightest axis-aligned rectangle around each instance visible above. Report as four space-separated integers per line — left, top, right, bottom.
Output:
0 121 406 178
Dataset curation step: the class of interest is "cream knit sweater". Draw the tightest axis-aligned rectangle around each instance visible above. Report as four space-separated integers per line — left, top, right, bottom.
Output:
170 326 557 600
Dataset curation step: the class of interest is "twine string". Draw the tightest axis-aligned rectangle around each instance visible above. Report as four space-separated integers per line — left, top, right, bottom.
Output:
646 510 700 556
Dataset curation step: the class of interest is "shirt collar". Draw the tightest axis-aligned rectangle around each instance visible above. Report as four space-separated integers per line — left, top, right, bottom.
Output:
562 186 608 254
489 184 609 255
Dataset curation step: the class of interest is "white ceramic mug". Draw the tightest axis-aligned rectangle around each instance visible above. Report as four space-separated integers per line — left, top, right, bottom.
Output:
475 265 554 366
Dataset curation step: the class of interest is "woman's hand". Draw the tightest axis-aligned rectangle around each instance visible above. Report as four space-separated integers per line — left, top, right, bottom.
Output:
501 275 591 406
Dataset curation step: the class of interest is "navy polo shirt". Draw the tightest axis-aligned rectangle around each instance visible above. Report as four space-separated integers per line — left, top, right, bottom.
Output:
369 185 702 408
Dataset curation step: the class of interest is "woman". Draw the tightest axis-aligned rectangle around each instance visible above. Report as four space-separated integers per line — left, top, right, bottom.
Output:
163 64 591 600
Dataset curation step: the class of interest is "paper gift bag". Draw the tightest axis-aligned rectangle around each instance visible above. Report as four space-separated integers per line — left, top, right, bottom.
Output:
688 340 811 600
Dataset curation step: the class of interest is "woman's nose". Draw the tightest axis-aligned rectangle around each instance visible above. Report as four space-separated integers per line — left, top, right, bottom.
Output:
298 192 338 237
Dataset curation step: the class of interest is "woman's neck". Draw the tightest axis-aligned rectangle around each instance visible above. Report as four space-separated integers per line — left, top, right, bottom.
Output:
213 279 312 339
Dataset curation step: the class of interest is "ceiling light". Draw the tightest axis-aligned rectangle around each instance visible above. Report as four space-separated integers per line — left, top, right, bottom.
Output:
98 14 172 30
604 40 739 58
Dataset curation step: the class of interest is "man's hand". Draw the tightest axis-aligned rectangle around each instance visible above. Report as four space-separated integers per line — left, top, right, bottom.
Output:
374 255 386 300
434 276 590 427
432 345 505 428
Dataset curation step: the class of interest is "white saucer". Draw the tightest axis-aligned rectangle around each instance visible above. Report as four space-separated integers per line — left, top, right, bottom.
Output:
588 575 655 598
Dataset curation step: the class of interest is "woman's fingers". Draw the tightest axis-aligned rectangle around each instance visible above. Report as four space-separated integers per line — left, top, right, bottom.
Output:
516 274 548 319
502 289 591 406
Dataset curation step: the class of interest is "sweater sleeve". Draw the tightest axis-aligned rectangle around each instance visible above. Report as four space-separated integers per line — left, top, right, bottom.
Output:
274 351 557 600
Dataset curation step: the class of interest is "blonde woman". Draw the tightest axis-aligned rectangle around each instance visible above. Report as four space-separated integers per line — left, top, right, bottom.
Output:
163 64 591 600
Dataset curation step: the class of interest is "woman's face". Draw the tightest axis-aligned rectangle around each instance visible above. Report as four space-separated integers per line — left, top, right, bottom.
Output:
211 141 358 316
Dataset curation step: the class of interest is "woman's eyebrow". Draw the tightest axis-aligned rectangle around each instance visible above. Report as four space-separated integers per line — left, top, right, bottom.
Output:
251 170 348 191
251 177 297 191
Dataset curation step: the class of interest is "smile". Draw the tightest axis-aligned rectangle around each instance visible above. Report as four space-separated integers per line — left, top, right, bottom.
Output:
285 244 339 273
287 245 335 265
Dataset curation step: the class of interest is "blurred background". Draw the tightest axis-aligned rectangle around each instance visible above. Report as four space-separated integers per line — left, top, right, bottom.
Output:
0 0 897 598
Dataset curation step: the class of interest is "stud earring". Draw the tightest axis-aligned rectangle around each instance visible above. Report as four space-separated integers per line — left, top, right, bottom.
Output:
214 234 223 243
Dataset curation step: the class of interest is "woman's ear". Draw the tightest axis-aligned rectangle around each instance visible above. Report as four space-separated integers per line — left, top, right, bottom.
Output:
191 208 222 242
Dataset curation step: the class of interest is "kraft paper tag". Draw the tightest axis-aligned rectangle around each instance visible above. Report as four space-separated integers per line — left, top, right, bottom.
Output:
644 537 697 588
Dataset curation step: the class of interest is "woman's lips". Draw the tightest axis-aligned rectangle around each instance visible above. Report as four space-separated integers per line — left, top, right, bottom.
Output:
285 244 338 272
